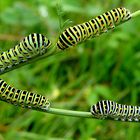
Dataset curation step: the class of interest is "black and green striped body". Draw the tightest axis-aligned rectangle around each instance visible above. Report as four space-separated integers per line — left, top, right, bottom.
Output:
0 33 51 72
90 100 140 122
0 79 50 110
57 7 131 50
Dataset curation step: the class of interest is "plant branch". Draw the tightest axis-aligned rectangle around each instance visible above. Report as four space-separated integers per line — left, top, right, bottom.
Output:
33 107 138 122
131 10 140 18
47 107 92 118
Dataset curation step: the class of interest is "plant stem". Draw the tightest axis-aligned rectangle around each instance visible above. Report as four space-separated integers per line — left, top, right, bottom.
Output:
37 107 138 122
47 107 92 118
131 10 140 18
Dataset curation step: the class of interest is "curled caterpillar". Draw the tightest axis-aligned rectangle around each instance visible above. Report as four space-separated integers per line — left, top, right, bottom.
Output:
90 100 140 122
0 79 50 111
57 7 131 50
0 33 51 72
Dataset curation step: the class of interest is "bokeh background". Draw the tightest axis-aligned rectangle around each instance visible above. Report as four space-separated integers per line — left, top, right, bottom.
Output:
0 0 140 140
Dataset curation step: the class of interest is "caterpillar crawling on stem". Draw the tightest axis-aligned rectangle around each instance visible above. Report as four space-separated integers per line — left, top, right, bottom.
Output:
91 100 140 122
0 33 51 72
57 7 131 50
0 79 50 111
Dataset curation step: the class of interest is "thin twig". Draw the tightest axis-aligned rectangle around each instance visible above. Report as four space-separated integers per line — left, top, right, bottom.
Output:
32 107 138 122
131 10 140 18
48 108 92 118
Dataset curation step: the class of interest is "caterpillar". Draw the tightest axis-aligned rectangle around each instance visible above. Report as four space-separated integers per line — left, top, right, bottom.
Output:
0 79 50 111
57 7 131 50
90 100 140 122
0 33 51 72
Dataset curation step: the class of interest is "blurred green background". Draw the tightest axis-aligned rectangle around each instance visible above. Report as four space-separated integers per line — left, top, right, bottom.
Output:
0 0 140 140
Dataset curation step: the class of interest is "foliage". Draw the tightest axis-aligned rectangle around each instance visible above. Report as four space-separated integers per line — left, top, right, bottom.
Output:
0 0 140 139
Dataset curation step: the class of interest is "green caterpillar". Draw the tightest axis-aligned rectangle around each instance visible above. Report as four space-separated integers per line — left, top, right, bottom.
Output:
0 33 51 72
0 79 50 110
57 7 131 50
91 100 140 122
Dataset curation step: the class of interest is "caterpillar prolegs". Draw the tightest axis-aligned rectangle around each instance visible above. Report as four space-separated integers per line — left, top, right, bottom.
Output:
0 79 50 111
91 100 140 122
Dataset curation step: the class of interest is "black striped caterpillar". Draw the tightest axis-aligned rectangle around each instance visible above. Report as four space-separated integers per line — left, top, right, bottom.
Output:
90 100 140 122
0 79 50 110
57 7 131 50
0 33 51 72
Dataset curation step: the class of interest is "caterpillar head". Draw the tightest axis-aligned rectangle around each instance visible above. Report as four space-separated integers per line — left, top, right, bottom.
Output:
90 104 99 116
39 35 51 55
90 101 104 119
57 27 78 50
121 7 131 21
39 96 50 110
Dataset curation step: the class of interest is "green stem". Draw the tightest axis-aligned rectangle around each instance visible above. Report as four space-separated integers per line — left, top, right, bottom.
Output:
131 10 140 18
47 108 92 118
37 107 138 122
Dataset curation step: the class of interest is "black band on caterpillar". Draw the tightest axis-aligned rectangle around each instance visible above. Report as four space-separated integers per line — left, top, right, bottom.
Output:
57 7 131 50
0 79 50 110
0 33 51 72
90 100 140 122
